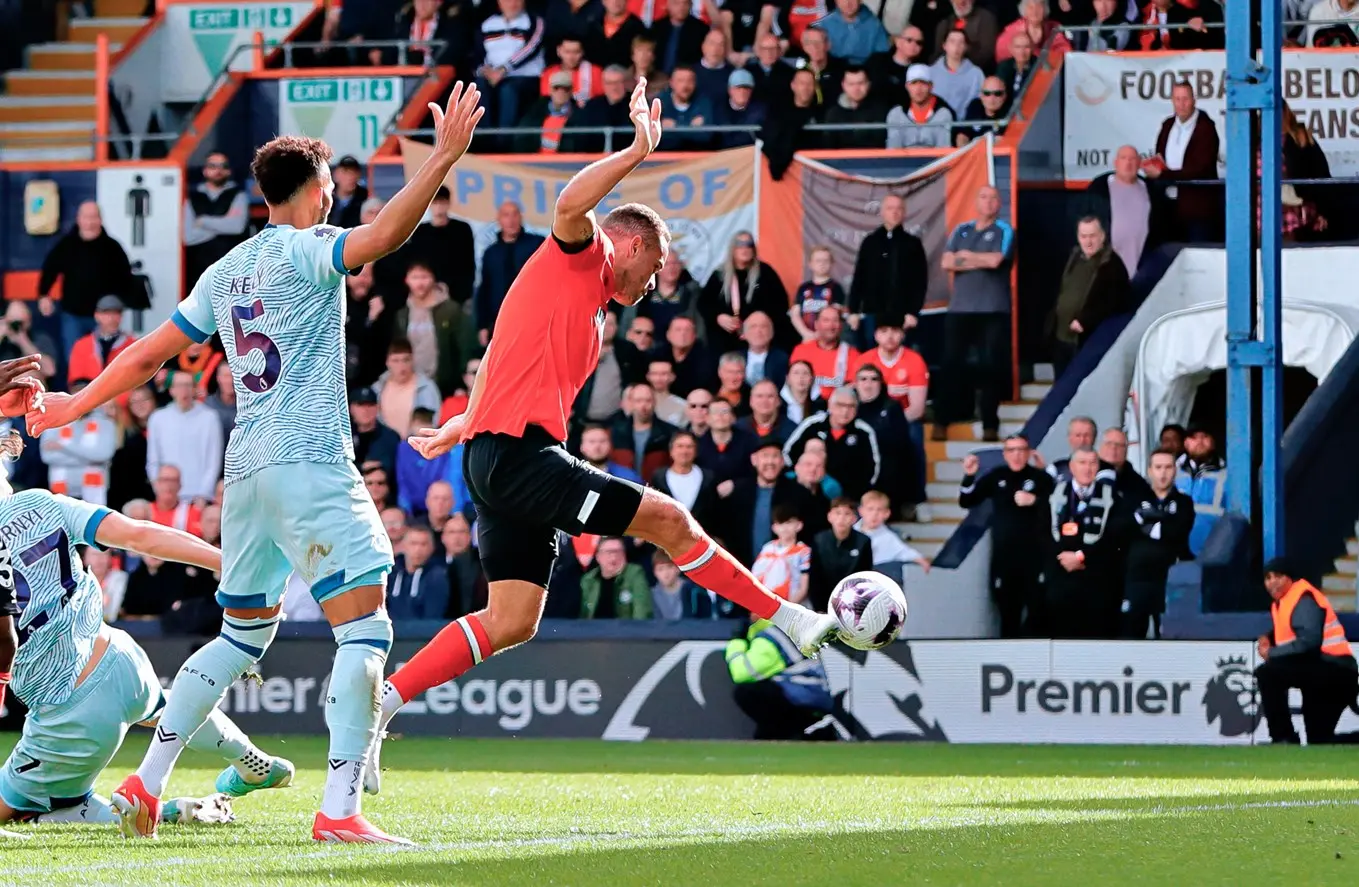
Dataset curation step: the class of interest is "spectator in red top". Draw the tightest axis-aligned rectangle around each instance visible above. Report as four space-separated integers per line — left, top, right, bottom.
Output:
790 306 861 400
148 465 204 537
995 0 1070 62
540 37 605 104
854 317 928 421
68 295 136 391
441 357 481 423
611 382 678 478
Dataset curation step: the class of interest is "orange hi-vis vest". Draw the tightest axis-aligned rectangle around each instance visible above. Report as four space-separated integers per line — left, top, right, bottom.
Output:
1272 579 1353 659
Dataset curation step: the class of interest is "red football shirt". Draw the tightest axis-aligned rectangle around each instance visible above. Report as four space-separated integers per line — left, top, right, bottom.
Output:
789 340 860 401
855 347 928 411
463 230 615 443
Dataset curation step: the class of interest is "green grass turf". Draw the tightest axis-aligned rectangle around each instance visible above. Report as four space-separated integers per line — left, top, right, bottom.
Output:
1 735 1357 887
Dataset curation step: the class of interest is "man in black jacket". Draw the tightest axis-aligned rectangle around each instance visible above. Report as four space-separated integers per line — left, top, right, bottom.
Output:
848 193 928 345
474 201 545 346
783 387 882 502
808 497 874 610
1046 447 1128 639
391 186 476 303
651 0 707 71
959 435 1053 638
559 64 633 153
1121 448 1193 639
38 200 134 357
722 438 820 565
821 65 887 149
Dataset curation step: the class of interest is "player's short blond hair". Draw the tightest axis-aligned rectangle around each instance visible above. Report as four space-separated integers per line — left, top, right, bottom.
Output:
602 203 671 251
860 490 891 508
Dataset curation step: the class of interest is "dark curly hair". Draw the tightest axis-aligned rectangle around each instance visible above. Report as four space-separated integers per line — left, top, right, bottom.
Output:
250 135 332 206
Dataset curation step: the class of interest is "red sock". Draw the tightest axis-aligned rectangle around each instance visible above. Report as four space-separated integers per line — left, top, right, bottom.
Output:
673 538 780 620
389 615 492 702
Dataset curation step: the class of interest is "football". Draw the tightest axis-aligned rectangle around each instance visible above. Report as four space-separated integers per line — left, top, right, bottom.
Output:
828 571 908 651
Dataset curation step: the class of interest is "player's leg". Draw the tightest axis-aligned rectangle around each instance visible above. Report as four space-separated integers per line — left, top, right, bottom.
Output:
625 487 838 655
114 473 286 837
281 461 404 844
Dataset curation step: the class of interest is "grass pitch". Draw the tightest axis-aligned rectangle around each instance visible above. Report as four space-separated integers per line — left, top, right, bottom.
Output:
1 736 1357 886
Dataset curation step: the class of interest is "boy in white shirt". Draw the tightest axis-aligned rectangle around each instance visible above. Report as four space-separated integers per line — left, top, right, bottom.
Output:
855 491 931 573
751 504 812 604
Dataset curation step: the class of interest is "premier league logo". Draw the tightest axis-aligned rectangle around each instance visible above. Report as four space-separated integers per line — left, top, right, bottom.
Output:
1202 656 1261 737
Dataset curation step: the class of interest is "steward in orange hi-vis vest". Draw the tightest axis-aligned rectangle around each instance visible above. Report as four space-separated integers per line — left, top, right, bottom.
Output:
1255 558 1359 745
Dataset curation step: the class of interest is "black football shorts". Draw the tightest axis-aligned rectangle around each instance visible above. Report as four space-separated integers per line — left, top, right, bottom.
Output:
463 426 645 588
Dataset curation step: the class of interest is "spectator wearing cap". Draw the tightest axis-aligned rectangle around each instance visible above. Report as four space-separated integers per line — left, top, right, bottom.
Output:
475 201 545 346
818 0 890 63
867 25 925 107
652 0 708 69
927 28 982 122
956 75 1008 147
715 68 766 147
784 386 881 502
559 64 634 153
722 436 820 565
373 339 442 438
184 151 248 289
659 65 717 150
326 155 367 229
475 0 547 146
885 64 954 148
147 371 222 504
612 382 677 479
393 186 477 303
934 184 1013 442
848 193 928 342
68 295 136 390
738 378 798 443
540 37 604 105
38 200 134 359
1307 0 1359 45
694 29 737 109
744 32 794 107
39 377 117 505
1255 557 1359 745
351 386 400 482
519 70 580 152
822 65 888 149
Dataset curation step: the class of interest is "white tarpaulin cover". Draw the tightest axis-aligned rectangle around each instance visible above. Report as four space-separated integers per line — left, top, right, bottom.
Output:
1133 300 1359 461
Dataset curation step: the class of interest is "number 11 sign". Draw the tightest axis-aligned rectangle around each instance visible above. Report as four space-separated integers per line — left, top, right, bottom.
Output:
278 77 404 164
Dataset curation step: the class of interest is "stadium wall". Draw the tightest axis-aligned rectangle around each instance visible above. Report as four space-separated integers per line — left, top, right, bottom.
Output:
127 636 1346 744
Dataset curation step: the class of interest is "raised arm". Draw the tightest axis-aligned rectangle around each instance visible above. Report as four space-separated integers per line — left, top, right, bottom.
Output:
340 82 485 271
28 321 190 435
93 510 221 573
551 78 662 245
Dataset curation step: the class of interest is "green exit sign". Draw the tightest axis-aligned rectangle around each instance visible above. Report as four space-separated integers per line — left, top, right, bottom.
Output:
287 80 338 102
191 5 293 30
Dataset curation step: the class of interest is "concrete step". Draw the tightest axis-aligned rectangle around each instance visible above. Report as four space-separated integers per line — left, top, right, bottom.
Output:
68 16 148 44
932 459 966 482
945 440 995 460
896 521 958 542
0 144 92 161
0 120 95 146
925 482 957 501
26 42 121 71
1347 538 1358 557
1334 556 1358 576
921 501 966 520
1322 574 1353 593
998 402 1037 421
5 70 96 96
1020 383 1052 401
969 420 1026 439
0 95 96 123
1034 363 1055 382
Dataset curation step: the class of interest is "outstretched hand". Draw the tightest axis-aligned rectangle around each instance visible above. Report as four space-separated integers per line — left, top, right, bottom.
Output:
409 414 467 460
25 390 75 436
0 375 43 420
628 78 663 157
429 81 486 164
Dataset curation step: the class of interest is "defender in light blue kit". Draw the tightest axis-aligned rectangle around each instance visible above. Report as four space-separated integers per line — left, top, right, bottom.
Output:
28 80 487 842
0 464 291 830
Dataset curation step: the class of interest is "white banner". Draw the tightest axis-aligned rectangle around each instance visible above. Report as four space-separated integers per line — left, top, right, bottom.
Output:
278 77 403 163
96 166 183 333
161 2 314 102
826 640 1359 745
1064 50 1359 179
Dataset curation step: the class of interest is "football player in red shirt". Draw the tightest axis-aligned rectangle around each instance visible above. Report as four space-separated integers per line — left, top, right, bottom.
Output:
363 80 838 790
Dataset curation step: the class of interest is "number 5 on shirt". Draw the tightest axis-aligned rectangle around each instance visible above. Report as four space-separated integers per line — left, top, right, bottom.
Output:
231 300 282 393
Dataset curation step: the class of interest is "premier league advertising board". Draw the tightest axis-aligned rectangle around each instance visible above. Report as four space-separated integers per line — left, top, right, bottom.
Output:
133 639 1348 745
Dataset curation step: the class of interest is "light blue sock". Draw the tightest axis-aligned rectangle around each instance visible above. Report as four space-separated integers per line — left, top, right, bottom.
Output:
138 615 279 797
321 610 392 819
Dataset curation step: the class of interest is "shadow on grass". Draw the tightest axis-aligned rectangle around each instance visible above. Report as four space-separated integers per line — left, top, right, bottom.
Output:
246 803 1359 887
